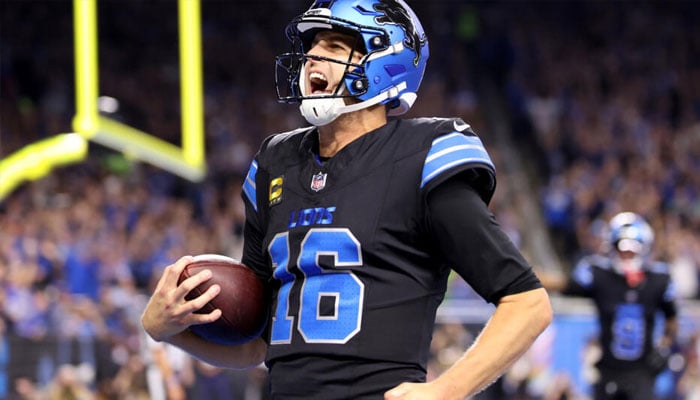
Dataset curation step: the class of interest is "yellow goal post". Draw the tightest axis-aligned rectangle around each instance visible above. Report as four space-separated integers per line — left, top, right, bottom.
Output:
0 0 206 201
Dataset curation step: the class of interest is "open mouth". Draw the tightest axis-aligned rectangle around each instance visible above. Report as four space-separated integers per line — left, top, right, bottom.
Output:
308 71 330 94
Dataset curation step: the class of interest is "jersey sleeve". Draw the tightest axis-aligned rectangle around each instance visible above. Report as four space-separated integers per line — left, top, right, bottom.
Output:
420 120 497 205
240 131 294 278
425 176 542 304
240 157 271 282
240 156 275 344
242 159 259 213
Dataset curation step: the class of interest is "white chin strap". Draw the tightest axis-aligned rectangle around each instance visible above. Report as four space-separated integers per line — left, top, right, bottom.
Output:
299 96 348 127
300 81 408 126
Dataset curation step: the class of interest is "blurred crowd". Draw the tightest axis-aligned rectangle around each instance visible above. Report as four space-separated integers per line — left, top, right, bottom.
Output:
503 1 700 298
1 1 699 399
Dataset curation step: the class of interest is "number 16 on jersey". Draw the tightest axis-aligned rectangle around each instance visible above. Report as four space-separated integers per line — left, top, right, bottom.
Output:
268 228 365 344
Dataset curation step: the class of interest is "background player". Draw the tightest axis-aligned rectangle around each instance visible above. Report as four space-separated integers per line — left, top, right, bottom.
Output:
141 0 552 398
540 211 678 400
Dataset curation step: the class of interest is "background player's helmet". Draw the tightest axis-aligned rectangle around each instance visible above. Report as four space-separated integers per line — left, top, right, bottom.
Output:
275 0 429 126
608 212 654 275
609 212 654 255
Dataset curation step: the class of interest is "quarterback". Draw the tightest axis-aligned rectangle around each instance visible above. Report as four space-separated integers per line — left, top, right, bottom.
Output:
142 0 552 398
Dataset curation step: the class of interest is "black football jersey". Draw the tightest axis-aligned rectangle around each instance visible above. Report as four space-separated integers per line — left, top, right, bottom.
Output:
564 254 678 370
240 118 532 398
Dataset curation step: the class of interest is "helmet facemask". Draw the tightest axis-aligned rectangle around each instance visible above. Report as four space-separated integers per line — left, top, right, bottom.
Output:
276 27 369 98
276 23 377 126
276 31 370 126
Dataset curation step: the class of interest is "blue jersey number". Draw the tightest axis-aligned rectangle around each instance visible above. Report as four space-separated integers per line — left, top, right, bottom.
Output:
610 303 645 360
268 228 364 344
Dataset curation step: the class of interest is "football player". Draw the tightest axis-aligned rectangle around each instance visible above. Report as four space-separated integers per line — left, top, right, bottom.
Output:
142 0 552 398
543 212 678 400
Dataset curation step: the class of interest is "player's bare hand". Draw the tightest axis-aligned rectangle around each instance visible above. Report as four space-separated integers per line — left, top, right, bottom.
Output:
385 381 453 400
141 255 222 342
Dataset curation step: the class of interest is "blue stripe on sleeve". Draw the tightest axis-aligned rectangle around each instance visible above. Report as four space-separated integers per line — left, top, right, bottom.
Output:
242 160 258 212
421 133 494 188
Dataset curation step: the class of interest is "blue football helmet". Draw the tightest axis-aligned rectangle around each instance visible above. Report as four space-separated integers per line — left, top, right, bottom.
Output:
275 0 429 126
608 212 654 255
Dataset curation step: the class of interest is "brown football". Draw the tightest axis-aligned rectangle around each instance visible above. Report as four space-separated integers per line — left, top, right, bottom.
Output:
177 254 268 345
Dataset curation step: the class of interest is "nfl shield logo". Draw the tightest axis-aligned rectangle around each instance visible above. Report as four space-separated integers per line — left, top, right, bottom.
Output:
310 172 327 192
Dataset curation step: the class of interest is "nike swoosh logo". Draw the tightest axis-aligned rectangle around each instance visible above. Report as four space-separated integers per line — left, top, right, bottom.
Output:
453 120 471 132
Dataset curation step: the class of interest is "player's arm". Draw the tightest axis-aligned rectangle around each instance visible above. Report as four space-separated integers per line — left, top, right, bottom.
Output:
658 278 679 349
646 314 678 375
645 277 679 374
141 256 267 369
165 331 267 369
661 316 678 348
387 288 551 400
386 176 552 399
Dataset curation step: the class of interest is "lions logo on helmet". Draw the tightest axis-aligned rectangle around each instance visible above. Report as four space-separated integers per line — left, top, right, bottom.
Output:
275 0 429 126
374 0 427 66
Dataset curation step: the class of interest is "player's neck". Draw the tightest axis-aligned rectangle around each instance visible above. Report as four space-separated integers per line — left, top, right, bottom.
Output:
317 106 387 158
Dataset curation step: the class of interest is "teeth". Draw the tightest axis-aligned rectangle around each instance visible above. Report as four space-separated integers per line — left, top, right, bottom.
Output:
308 71 329 94
309 72 327 82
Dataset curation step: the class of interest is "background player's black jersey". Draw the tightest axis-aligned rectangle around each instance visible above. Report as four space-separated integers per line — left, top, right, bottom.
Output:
564 254 678 371
240 118 541 398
